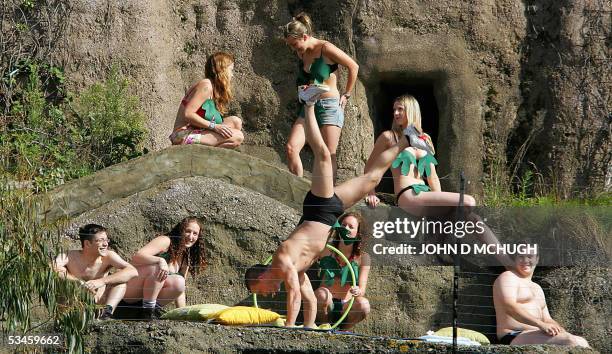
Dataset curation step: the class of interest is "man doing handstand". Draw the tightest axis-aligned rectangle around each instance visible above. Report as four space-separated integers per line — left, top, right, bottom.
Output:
245 85 414 327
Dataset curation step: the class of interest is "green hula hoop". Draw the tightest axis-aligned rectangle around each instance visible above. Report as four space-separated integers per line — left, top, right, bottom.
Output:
251 244 356 330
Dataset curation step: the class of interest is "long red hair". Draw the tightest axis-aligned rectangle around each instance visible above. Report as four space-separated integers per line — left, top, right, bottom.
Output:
205 52 234 115
165 217 207 276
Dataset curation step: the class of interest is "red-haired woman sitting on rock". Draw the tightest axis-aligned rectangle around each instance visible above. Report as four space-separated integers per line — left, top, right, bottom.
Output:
169 52 244 148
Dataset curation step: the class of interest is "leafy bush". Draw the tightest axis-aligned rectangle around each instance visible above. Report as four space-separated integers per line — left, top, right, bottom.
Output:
73 66 149 170
1 62 148 191
0 186 96 352
0 59 149 352
0 63 149 352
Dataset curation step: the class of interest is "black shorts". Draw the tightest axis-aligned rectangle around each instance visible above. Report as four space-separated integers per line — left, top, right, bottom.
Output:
112 300 143 320
499 331 522 345
329 298 345 324
298 191 344 226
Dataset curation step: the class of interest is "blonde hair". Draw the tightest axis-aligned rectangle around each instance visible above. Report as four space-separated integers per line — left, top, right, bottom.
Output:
284 12 313 38
205 52 234 115
393 94 435 154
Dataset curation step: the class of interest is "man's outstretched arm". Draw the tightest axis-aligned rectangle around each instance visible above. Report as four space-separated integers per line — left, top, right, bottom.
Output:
101 251 138 284
299 273 317 328
278 254 301 327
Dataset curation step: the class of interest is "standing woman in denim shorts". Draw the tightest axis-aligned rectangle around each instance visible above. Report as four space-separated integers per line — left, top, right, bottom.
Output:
284 13 359 182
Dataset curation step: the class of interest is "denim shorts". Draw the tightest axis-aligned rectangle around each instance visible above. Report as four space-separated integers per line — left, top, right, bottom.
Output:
298 97 344 128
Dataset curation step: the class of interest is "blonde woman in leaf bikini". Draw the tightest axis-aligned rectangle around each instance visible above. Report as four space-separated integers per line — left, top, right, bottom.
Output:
170 52 244 148
365 95 513 268
284 13 359 181
364 94 456 215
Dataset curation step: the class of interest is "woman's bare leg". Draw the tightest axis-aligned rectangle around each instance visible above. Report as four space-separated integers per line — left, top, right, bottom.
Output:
122 264 165 304
216 115 244 148
398 191 475 217
286 118 306 177
302 105 334 198
399 191 512 267
155 276 186 306
334 136 410 209
342 297 370 330
321 125 342 184
223 115 243 130
186 129 242 148
215 129 244 148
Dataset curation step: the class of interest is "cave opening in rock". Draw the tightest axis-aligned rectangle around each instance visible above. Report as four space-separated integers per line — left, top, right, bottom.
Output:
371 78 439 194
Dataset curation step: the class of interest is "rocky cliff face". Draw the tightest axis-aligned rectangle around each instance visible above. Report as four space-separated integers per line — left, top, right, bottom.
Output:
509 0 611 197
55 0 610 196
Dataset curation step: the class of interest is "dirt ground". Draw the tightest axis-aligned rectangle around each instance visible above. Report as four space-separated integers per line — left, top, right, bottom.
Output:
84 320 598 353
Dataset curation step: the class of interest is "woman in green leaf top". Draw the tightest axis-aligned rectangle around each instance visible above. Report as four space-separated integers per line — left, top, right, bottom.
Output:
283 13 359 181
364 94 476 215
364 95 513 268
169 52 244 148
314 212 371 329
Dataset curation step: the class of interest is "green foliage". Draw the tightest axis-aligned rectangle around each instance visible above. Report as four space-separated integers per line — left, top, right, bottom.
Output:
21 0 35 10
73 66 149 170
0 56 148 352
484 162 611 207
0 186 96 353
1 62 148 192
1 62 77 191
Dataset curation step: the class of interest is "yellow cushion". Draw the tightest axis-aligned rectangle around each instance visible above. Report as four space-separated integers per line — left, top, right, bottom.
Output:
214 306 280 325
161 304 229 321
434 327 490 345
198 304 230 319
318 323 332 330
273 318 286 327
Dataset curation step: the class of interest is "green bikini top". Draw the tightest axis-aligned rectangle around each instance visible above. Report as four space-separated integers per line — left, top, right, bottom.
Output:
156 251 171 261
156 251 186 276
199 99 223 124
182 95 223 124
319 255 359 287
296 43 339 86
392 150 438 177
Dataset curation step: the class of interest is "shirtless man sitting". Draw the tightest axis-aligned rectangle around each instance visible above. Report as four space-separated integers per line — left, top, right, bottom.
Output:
493 249 590 347
52 224 138 319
